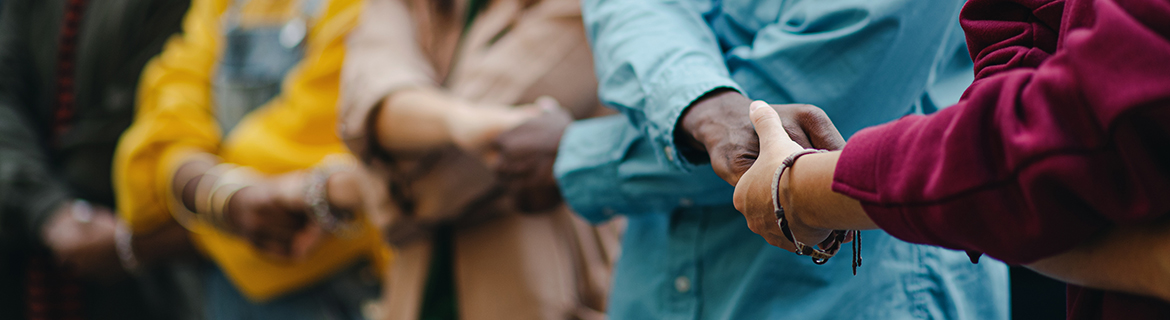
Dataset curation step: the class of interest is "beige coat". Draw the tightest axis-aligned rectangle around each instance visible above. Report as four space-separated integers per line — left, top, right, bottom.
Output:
339 0 619 319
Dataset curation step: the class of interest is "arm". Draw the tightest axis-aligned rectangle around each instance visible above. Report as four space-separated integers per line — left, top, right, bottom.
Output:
829 0 1170 264
373 87 539 154
113 0 225 235
555 115 732 224
736 101 1170 302
1026 219 1170 302
583 0 742 172
734 0 1170 263
338 0 535 158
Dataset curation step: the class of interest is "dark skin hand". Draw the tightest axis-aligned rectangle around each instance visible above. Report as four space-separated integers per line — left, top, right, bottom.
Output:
176 162 316 259
491 98 574 213
223 174 316 259
678 89 846 185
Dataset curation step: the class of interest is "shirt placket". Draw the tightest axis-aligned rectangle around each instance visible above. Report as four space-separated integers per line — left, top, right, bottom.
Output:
667 206 703 320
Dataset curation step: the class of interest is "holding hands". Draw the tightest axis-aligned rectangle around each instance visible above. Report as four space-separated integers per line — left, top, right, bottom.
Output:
732 102 817 251
727 100 874 268
679 90 845 185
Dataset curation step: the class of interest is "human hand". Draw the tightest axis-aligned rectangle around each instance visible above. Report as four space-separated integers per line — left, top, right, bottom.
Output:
41 200 124 281
679 90 845 186
490 97 572 213
732 102 805 250
224 174 319 259
734 101 842 252
448 102 545 154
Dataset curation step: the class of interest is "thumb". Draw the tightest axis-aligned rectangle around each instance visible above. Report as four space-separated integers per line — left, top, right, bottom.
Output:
749 101 794 152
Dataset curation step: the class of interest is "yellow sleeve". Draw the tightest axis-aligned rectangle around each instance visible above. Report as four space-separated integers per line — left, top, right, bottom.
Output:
113 0 229 234
117 0 382 302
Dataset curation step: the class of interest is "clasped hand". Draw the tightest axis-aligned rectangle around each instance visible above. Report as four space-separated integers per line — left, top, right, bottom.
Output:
731 101 843 252
679 90 847 252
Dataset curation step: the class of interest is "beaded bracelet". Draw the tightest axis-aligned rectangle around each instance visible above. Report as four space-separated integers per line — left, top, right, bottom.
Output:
304 164 361 239
772 149 862 274
114 219 140 273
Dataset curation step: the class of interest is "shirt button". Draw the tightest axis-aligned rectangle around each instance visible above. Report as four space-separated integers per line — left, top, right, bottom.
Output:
679 198 693 207
664 146 675 161
602 207 616 217
674 276 691 293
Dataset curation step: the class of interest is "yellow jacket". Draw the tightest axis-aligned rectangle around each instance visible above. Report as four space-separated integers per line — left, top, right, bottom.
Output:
113 0 385 301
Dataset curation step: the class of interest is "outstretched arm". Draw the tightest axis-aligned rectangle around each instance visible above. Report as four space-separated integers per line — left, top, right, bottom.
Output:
737 99 1170 302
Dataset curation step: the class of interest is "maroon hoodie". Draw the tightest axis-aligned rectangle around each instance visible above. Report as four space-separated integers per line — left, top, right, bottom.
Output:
831 0 1170 318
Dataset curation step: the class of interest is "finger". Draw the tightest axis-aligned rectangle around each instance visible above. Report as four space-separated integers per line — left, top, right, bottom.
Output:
535 95 562 112
749 101 794 153
783 124 813 149
797 105 846 150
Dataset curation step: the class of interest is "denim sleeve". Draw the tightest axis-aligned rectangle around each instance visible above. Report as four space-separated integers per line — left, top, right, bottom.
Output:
555 115 732 224
726 0 968 138
582 0 742 171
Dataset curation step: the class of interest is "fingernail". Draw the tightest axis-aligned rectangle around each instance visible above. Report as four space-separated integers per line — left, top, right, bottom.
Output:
750 101 766 111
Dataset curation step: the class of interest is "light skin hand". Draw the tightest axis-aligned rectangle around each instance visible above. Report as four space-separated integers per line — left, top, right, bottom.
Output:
679 90 845 186
733 101 873 251
732 101 808 251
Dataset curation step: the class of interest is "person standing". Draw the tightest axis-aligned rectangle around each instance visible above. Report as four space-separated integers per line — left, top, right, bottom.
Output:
0 0 199 319
554 0 1009 318
113 0 386 318
339 0 621 319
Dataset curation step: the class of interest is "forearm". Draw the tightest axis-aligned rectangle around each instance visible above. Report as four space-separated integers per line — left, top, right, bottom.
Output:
782 151 874 231
1026 220 1170 302
375 87 530 154
374 87 470 152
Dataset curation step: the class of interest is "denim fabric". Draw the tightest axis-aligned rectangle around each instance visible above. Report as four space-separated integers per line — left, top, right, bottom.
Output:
203 263 379 320
559 0 1011 318
581 0 977 170
213 0 318 132
557 116 1009 320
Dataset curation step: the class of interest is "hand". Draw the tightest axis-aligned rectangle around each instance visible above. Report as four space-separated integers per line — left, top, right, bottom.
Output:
733 101 837 251
490 97 572 213
448 102 544 154
41 200 125 281
679 90 845 185
225 174 318 259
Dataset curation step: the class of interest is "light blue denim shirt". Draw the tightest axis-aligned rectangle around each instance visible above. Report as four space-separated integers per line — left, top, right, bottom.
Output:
556 0 1010 319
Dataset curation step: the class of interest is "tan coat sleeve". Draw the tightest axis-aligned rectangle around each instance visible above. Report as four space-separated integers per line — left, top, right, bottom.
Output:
338 0 436 159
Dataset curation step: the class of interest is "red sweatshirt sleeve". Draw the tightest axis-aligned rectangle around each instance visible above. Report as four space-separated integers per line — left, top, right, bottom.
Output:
832 0 1170 265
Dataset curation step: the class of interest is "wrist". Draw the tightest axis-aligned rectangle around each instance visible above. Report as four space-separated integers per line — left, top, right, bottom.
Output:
778 155 824 233
678 89 751 153
325 170 362 211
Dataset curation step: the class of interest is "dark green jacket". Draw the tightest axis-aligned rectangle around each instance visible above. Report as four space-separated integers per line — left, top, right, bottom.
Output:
0 0 195 318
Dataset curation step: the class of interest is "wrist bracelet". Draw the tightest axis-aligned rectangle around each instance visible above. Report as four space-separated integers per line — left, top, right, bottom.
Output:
194 163 238 218
773 149 862 274
114 219 140 273
304 162 361 239
208 166 260 233
166 153 219 231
